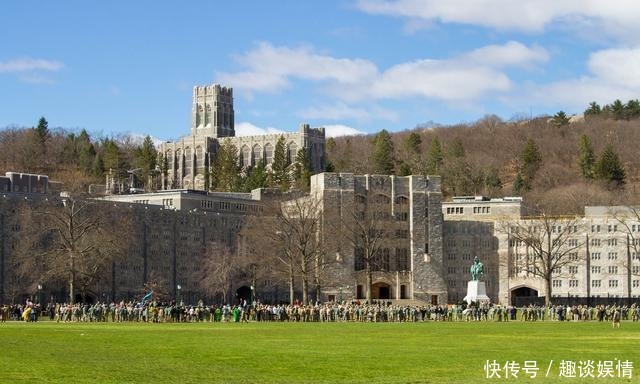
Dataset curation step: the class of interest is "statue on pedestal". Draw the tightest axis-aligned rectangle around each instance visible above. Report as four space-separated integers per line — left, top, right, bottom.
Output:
470 256 484 281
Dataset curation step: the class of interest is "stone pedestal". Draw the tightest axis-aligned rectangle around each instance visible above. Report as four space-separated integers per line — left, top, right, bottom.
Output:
463 281 490 305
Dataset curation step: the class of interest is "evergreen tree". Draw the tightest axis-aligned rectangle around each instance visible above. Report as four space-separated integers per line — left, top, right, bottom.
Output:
425 137 444 175
243 160 268 191
513 171 524 195
397 161 412 176
626 99 640 119
520 138 542 190
584 101 601 117
404 132 422 155
551 111 570 126
483 167 502 196
211 138 241 192
77 130 96 173
577 134 595 179
34 117 49 144
371 129 395 174
134 135 158 188
594 144 626 187
271 136 290 190
611 99 626 120
294 148 311 190
91 153 104 177
326 137 337 153
101 139 125 172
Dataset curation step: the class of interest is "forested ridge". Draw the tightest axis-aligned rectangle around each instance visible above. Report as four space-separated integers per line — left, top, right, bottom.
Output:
2 99 640 212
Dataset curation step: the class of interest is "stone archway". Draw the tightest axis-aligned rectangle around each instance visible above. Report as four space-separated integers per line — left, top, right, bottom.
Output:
510 286 539 306
372 282 392 300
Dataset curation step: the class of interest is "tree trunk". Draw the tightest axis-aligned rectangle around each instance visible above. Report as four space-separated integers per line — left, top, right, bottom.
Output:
288 263 295 304
366 265 372 303
545 277 552 307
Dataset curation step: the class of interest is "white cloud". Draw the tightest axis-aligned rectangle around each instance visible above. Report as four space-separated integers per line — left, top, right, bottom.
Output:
355 0 640 40
220 41 545 103
464 41 549 68
298 102 398 122
520 46 640 110
216 42 378 95
322 124 366 137
0 58 64 73
588 47 640 88
18 74 56 85
235 122 285 137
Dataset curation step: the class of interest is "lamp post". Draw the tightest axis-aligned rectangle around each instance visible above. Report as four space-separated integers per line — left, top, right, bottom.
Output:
250 285 255 306
177 284 182 306
37 284 42 305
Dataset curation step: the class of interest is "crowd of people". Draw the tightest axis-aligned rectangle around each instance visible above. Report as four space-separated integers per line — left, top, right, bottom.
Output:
0 300 637 324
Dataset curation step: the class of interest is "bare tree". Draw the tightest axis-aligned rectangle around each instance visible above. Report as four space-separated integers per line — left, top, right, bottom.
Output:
608 205 640 299
339 193 399 302
18 196 130 303
242 195 329 305
193 242 239 304
498 207 585 306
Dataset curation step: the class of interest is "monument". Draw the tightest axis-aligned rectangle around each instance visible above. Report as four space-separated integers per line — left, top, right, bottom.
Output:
463 256 490 305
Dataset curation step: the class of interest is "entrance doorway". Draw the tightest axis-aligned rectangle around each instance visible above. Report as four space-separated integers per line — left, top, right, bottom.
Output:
372 282 392 300
510 286 540 306
236 286 252 305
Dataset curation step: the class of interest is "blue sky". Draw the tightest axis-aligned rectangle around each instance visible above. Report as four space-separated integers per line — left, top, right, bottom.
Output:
2 1 640 140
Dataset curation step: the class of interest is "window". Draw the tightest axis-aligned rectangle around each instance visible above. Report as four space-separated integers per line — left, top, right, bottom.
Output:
568 239 578 247
396 248 409 271
591 280 601 288
633 280 640 288
590 238 601 247
552 280 562 288
252 145 262 165
184 147 192 175
591 266 601 274
447 267 457 274
240 146 250 167
569 280 579 288
609 280 618 288
634 266 640 274
607 239 618 247
264 143 274 164
608 266 618 274
608 252 618 260
569 266 578 274
591 253 601 260
287 142 297 164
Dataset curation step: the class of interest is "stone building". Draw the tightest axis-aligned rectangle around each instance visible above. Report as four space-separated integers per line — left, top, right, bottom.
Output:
443 197 640 305
311 173 447 305
0 172 48 194
156 84 326 191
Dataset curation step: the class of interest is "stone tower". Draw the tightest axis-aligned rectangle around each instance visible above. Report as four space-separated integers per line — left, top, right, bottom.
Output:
190 84 234 138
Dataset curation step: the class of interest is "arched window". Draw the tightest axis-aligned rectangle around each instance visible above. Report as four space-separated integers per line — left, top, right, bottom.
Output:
195 146 204 172
240 145 250 167
184 147 192 175
166 150 173 169
288 142 298 164
175 149 183 176
264 143 274 164
395 196 409 221
252 145 262 165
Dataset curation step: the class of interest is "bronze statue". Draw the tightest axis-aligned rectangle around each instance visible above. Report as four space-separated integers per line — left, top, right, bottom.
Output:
470 256 484 281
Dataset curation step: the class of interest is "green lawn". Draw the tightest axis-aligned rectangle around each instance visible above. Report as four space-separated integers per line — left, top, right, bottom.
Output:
1 320 638 383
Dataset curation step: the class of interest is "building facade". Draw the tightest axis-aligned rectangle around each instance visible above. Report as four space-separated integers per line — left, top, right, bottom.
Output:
311 173 447 305
155 84 326 192
443 197 640 305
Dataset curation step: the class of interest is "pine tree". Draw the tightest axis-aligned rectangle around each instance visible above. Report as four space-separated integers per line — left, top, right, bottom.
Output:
483 167 502 196
584 101 602 117
513 171 524 195
425 137 444 175
243 160 268 191
294 148 311 190
520 138 542 190
211 138 241 192
577 134 595 179
34 117 49 144
77 130 96 173
404 132 422 155
551 111 570 126
594 144 626 187
397 161 411 176
271 136 290 191
371 129 395 174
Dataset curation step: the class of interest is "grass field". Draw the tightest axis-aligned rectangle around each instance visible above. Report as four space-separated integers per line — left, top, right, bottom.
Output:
1 320 638 383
